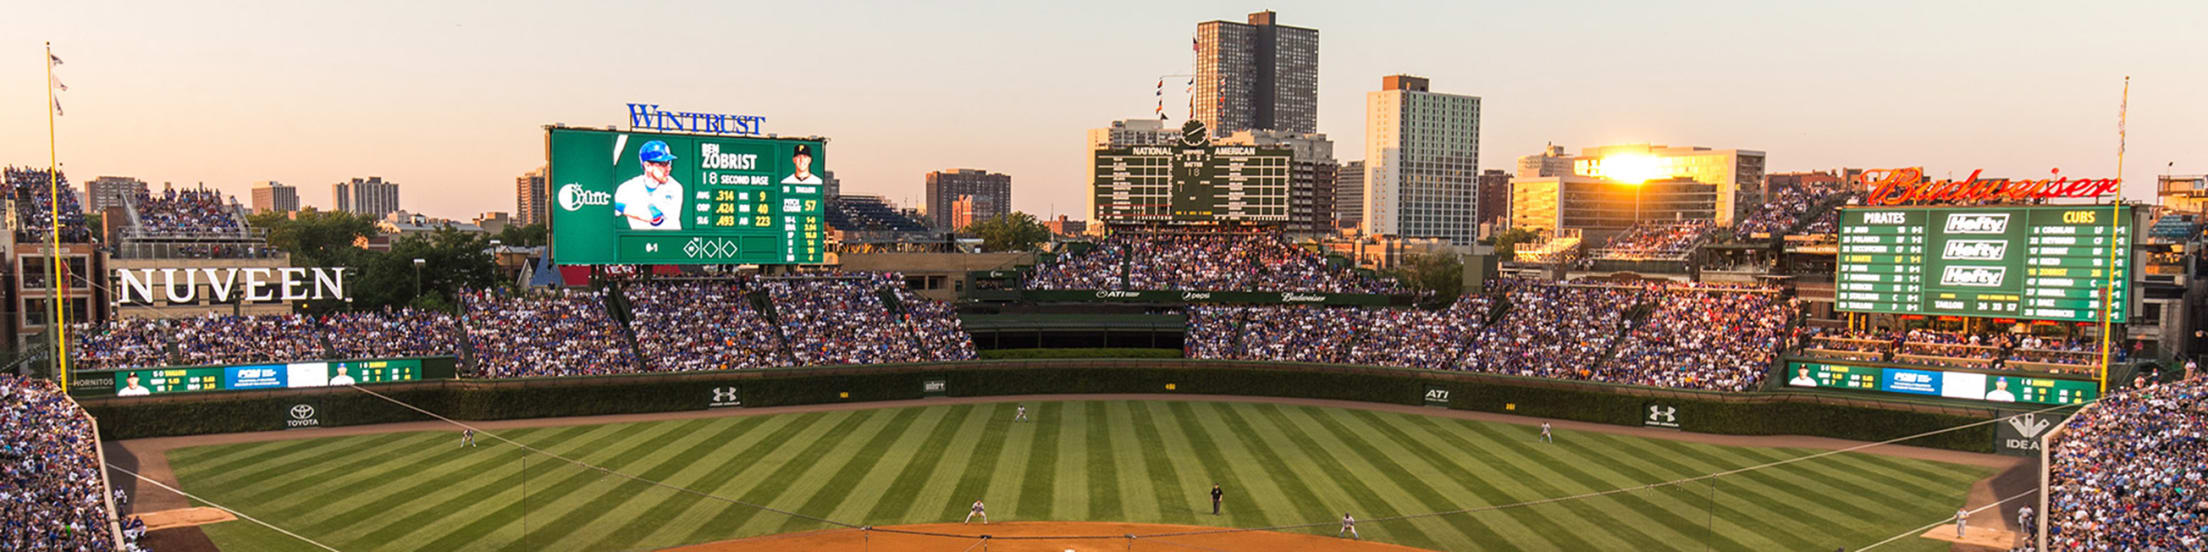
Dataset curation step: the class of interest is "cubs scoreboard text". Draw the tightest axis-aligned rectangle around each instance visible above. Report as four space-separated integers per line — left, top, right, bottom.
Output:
1092 121 1291 224
548 127 825 265
90 357 446 398
1785 360 2097 406
1835 205 2132 322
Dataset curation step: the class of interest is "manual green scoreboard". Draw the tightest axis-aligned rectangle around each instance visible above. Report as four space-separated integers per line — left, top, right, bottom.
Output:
1835 205 2132 321
548 127 826 265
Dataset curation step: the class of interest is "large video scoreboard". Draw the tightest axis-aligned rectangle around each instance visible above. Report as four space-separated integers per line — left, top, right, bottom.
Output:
1835 205 2133 322
1785 360 2097 405
1093 121 1290 224
548 127 825 265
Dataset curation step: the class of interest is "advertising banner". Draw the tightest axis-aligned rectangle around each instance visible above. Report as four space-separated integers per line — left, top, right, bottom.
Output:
707 385 743 408
1994 412 2056 457
548 127 826 265
1421 385 1451 407
97 357 437 398
1641 402 1681 429
1785 359 2096 406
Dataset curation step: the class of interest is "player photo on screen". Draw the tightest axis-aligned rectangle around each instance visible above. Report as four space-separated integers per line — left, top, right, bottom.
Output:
117 372 151 396
1984 376 2018 402
782 144 822 185
614 140 685 230
1789 366 1817 387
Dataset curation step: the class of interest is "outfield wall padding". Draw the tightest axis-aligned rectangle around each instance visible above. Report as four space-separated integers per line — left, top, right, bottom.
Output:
81 360 2004 453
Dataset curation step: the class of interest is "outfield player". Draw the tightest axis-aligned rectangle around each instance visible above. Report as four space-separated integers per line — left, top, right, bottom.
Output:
1955 507 1967 538
965 499 987 524
1015 404 1029 423
1338 512 1358 539
1539 422 1553 443
462 429 476 448
1210 484 1223 515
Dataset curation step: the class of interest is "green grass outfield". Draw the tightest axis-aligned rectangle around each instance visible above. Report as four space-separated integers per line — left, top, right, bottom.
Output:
167 400 1985 551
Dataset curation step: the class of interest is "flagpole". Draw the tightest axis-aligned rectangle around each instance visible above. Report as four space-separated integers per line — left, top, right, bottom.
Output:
2096 76 2126 394
44 42 69 391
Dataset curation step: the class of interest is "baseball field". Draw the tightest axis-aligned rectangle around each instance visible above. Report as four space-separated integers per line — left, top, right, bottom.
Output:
159 399 1991 551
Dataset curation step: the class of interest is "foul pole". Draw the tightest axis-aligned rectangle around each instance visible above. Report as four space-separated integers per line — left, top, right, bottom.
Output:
2096 76 2127 393
44 42 69 391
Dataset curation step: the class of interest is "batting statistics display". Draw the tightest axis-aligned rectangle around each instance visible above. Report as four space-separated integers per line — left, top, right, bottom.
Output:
1835 205 2133 322
105 358 430 397
548 127 825 265
1784 360 2098 405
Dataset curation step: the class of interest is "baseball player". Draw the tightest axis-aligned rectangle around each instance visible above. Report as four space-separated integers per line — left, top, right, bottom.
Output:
1015 404 1029 423
1539 422 1553 443
1210 484 1224 515
1338 512 1358 539
462 429 476 448
2017 505 2033 537
965 499 987 524
613 140 684 230
783 144 823 185
1954 507 1967 538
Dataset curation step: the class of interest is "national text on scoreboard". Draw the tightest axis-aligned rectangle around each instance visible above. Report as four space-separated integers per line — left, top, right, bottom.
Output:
547 127 825 265
1835 205 2132 322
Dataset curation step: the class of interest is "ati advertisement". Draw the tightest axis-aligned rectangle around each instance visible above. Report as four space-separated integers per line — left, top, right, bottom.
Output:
104 357 435 398
1785 360 2097 405
548 127 825 265
1835 205 2132 322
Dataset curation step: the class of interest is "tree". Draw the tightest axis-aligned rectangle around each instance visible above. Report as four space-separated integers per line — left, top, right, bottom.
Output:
1387 253 1464 308
249 208 377 267
340 228 500 313
1490 227 1541 262
963 212 1051 252
493 222 547 248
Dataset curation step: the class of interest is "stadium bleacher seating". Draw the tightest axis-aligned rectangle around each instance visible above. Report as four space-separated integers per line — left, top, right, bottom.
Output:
5 167 93 243
0 374 119 550
2044 378 2207 550
1029 231 1404 294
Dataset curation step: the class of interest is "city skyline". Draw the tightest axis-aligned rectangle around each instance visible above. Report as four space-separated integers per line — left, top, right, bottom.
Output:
4 1 2203 222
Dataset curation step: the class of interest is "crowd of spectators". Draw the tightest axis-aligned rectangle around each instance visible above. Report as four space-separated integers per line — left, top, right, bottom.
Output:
461 288 637 378
2042 377 2205 550
70 318 171 371
1734 178 1848 236
322 308 459 359
897 288 978 362
6 167 93 243
766 274 929 366
73 314 325 370
625 281 790 372
0 375 120 550
1189 280 1792 392
130 187 243 234
1591 221 1713 260
1799 328 2102 371
1029 232 1405 294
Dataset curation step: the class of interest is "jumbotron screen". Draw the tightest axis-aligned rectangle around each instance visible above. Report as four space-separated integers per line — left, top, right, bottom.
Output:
548 127 826 265
1835 205 2133 322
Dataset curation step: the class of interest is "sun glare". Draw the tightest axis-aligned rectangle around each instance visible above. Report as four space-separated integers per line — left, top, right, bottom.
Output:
1599 154 1663 184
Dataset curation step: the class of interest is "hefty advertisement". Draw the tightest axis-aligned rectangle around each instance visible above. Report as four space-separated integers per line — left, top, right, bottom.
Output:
1880 368 1943 396
225 365 289 390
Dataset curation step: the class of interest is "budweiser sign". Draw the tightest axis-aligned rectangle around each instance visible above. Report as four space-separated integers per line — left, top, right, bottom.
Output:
1862 168 2118 206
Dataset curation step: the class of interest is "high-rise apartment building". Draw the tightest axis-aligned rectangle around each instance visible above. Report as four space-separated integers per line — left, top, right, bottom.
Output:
85 176 146 214
924 169 1011 230
334 176 401 219
1362 75 1481 244
1218 129 1336 234
1476 170 1511 227
250 181 299 214
1334 160 1364 229
1516 145 1573 178
1543 144 1767 225
1088 119 1181 151
515 167 548 226
1194 10 1318 136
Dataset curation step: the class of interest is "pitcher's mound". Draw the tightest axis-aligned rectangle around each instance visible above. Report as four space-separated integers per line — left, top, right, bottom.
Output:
664 521 1435 552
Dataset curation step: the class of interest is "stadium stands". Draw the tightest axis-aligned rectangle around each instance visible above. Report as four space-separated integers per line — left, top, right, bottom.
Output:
0 374 119 551
322 308 461 359
1589 221 1713 261
1799 328 2102 373
824 195 931 233
767 274 928 365
1189 280 1790 392
129 187 244 235
462 288 637 378
1736 177 1848 237
5 167 93 243
625 281 791 372
2044 378 2207 550
1030 231 1404 294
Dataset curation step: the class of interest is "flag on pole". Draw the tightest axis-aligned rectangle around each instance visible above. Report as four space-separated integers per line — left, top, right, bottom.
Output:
48 51 65 116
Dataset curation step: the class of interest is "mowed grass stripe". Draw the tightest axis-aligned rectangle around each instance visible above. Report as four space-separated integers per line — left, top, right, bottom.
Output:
1500 428 1746 548
1162 402 1282 527
183 432 414 489
1401 416 1610 551
1515 428 1801 551
940 404 1015 522
1079 401 1122 521
1014 402 1064 520
1123 401 1195 521
1451 417 1721 550
899 404 999 523
636 412 835 546
470 418 706 551
1608 435 1898 540
818 406 962 525
1537 431 1769 549
1229 403 1438 546
304 429 570 542
502 418 722 546
729 409 908 536
1305 406 1519 547
402 424 659 552
771 403 930 533
1336 409 1542 548
578 414 780 551
698 409 884 541
223 432 453 508
1053 401 1090 521
855 404 977 524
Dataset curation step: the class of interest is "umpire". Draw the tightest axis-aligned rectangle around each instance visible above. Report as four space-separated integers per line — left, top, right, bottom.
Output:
1211 484 1224 515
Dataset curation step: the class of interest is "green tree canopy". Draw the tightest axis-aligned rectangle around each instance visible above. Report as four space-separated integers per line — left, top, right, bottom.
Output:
963 212 1051 252
493 222 547 248
1490 227 1542 262
1386 252 1464 308
249 208 377 267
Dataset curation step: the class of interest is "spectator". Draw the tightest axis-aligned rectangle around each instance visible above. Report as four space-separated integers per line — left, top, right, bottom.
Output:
2043 379 2206 550
322 308 460 359
1030 231 1404 294
462 288 637 378
130 186 244 235
625 281 790 372
0 375 121 551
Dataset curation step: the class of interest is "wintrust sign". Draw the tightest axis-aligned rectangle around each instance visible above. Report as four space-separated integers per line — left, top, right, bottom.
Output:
116 267 348 306
1863 168 2118 206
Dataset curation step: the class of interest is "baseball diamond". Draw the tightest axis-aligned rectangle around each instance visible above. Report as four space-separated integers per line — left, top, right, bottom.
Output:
147 399 1994 551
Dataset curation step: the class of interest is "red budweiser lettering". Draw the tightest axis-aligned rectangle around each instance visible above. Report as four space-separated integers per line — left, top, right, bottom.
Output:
1861 168 2118 206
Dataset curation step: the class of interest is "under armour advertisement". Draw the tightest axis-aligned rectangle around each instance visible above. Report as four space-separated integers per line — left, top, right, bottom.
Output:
548 127 826 265
1642 402 1681 429
707 385 743 408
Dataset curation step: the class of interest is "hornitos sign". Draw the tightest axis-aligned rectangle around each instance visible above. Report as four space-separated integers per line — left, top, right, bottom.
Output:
627 103 765 136
116 267 348 305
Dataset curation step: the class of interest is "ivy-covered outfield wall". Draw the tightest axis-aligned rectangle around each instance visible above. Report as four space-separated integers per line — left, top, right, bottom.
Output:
81 359 2009 453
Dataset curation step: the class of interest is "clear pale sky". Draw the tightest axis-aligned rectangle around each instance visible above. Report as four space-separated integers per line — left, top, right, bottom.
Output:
5 1 2202 221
